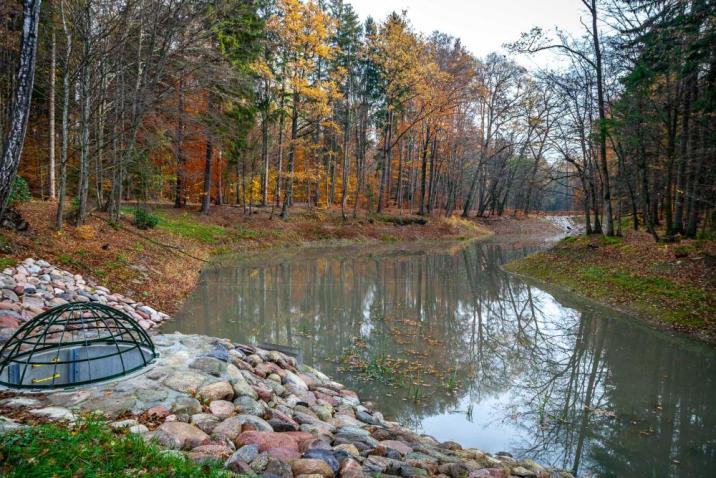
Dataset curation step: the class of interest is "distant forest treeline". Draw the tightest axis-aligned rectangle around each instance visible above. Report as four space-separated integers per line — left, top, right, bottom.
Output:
1 0 713 238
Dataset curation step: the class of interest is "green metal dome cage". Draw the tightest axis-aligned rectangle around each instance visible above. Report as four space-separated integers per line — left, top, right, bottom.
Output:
0 302 157 389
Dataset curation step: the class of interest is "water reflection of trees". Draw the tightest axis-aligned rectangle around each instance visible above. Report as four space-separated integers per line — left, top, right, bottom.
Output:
174 242 716 478
503 284 716 478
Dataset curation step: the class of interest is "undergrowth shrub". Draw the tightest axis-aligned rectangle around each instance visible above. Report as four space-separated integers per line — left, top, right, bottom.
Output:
9 176 31 204
133 208 160 230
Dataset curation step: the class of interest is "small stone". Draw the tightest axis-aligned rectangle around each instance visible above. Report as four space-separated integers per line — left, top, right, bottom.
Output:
0 315 19 329
212 415 274 441
251 451 271 473
190 356 226 376
438 463 470 478
335 426 378 447
292 459 335 478
356 410 380 425
468 469 507 478
153 422 210 450
400 465 428 477
0 416 24 433
235 431 302 453
209 400 236 419
198 381 234 402
380 440 413 456
0 397 42 409
340 457 363 473
283 370 309 390
233 380 259 400
268 408 299 432
81 394 137 418
190 444 233 460
172 396 203 416
111 419 140 430
130 424 149 434
230 444 260 463
440 441 463 451
191 413 222 434
164 372 206 394
29 407 75 421
511 466 536 477
303 449 340 474
47 297 69 307
333 443 361 461
225 456 254 475
265 456 295 478
234 395 266 417
311 403 333 421
46 390 90 407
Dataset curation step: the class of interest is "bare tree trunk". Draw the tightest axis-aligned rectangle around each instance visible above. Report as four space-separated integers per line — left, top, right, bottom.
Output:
270 87 286 218
55 0 71 229
201 131 213 215
589 0 614 236
94 66 106 210
75 70 90 226
216 150 223 206
340 107 351 220
377 109 392 213
281 93 299 220
0 0 42 216
49 28 56 199
174 76 186 208
76 2 92 226
418 125 430 216
261 102 269 206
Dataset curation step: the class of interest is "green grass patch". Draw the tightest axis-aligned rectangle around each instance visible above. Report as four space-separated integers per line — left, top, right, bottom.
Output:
57 250 90 270
599 235 622 246
156 213 228 245
507 251 714 329
0 234 14 254
0 257 16 269
230 226 263 241
0 418 232 478
380 234 398 242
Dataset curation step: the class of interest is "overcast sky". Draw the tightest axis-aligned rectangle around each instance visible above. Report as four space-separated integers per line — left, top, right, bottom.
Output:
349 0 589 67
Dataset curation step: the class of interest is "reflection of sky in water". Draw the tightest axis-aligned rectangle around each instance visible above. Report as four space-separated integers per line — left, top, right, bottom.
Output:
422 392 524 452
419 288 586 459
171 241 716 478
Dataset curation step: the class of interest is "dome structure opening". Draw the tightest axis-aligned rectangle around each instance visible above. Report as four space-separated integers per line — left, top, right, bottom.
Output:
0 302 156 389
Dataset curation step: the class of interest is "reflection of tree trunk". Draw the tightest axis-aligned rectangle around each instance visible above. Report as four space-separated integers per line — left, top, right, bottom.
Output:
571 318 607 476
281 93 299 219
201 129 213 215
174 76 186 208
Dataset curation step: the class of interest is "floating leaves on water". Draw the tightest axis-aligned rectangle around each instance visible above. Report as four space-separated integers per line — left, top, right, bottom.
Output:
584 406 616 418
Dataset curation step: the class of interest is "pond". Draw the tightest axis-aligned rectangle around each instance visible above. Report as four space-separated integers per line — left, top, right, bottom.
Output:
169 239 716 478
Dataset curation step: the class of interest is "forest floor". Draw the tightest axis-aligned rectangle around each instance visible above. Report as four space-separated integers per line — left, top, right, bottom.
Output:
0 201 495 314
505 228 716 344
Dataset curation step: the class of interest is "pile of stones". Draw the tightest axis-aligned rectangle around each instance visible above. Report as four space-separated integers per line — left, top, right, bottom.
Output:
0 258 171 339
0 332 574 478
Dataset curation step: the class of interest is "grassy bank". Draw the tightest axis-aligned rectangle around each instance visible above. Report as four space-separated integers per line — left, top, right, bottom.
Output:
0 201 489 313
505 231 716 344
0 418 230 477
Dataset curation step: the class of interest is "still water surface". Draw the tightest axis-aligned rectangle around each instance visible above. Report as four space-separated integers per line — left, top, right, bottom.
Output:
170 239 716 477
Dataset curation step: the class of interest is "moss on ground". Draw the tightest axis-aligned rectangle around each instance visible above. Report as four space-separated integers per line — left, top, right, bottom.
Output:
0 418 232 478
506 233 716 341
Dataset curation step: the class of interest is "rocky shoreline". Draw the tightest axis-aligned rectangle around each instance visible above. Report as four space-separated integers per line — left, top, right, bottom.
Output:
0 259 574 478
